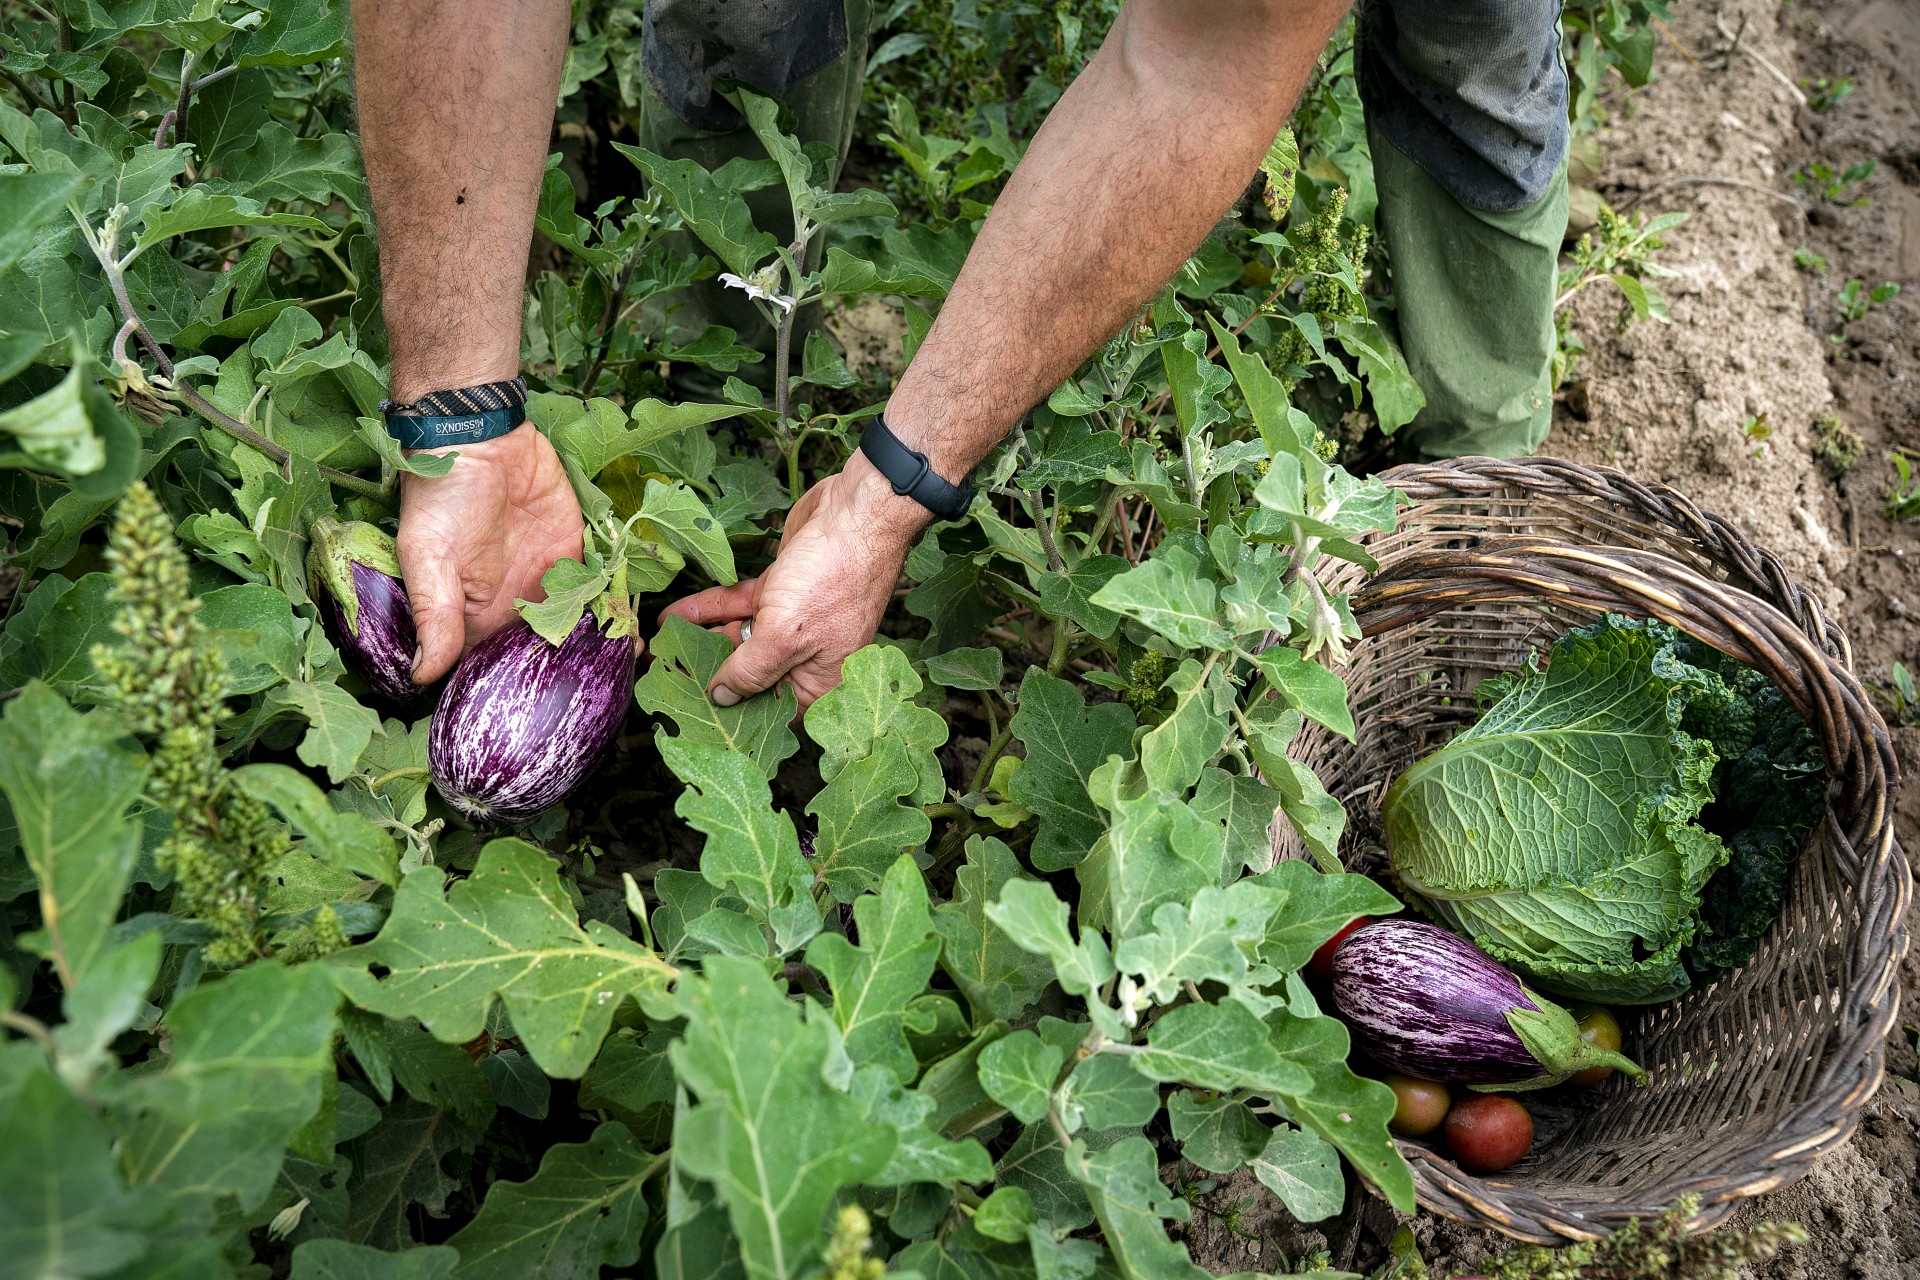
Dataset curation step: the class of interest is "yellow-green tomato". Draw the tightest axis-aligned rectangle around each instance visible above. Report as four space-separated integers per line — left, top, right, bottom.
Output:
1385 1073 1451 1137
1569 1005 1624 1087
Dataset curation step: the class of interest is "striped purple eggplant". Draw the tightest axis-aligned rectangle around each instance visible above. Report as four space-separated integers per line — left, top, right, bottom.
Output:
1330 920 1646 1088
428 613 635 823
307 517 418 703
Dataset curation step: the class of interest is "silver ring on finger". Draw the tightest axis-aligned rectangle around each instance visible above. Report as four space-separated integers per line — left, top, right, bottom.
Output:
740 618 753 642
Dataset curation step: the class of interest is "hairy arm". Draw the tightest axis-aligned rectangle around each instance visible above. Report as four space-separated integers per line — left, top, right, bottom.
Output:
670 0 1351 706
354 0 585 684
890 0 1347 476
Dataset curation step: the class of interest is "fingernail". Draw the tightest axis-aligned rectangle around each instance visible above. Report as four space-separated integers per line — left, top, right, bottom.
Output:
711 685 741 707
411 644 424 675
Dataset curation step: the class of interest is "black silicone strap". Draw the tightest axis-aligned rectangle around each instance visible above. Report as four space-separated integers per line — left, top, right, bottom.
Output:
859 414 973 521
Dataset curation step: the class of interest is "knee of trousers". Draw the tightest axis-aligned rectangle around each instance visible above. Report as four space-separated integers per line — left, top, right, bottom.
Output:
1359 0 1570 212
643 0 850 133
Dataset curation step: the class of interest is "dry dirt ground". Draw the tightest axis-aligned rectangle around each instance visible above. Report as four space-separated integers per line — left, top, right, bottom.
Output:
1175 0 1920 1274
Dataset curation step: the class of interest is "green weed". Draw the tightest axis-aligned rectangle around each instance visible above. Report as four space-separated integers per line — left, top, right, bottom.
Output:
1813 412 1862 477
1794 157 1879 206
1886 451 1920 520
1877 661 1920 727
1832 278 1901 342
1801 75 1856 112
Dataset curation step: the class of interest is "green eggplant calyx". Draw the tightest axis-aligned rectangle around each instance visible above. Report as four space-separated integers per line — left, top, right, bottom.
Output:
306 516 403 636
1506 994 1649 1087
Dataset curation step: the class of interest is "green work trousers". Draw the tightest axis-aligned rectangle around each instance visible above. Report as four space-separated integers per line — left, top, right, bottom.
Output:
1370 124 1568 459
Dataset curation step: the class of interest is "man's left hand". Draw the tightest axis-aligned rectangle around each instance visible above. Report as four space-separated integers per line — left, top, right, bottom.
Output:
661 451 931 709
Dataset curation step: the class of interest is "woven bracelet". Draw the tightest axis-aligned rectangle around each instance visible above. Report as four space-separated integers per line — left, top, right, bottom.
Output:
382 376 529 450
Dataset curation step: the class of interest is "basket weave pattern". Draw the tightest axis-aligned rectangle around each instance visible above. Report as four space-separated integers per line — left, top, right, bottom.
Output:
1272 458 1912 1243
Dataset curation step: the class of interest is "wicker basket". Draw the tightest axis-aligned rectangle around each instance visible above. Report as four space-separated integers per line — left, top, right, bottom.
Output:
1271 457 1911 1244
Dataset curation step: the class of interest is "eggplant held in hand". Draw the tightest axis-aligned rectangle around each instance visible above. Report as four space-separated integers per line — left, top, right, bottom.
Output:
1330 920 1647 1089
307 517 418 703
428 613 635 823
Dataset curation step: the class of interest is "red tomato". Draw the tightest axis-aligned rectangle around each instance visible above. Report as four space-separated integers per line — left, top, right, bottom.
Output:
1444 1094 1533 1173
1307 917 1372 983
1568 1005 1624 1087
1385 1074 1450 1137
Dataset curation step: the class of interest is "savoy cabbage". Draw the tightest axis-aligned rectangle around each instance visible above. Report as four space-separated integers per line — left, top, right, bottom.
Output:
1383 615 1735 1004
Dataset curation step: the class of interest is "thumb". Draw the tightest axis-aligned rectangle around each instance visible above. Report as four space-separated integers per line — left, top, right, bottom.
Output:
708 628 804 708
402 552 466 685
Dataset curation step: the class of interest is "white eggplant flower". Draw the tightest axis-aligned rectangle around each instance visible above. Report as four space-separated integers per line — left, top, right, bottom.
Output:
719 267 796 314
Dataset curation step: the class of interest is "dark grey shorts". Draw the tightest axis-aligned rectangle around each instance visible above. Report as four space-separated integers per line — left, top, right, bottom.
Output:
1357 0 1569 212
642 0 1569 213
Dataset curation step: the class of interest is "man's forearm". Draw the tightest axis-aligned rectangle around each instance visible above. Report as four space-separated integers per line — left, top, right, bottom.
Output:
353 0 569 402
883 0 1350 483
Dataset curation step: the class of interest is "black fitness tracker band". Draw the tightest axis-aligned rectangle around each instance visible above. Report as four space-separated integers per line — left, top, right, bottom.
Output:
382 376 529 451
859 413 974 521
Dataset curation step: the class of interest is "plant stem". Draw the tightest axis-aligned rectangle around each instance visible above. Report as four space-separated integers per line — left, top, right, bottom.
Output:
1047 617 1076 677
164 52 197 153
189 63 237 94
301 233 360 290
1085 485 1122 549
83 213 389 501
926 815 981 875
1027 489 1065 574
772 303 802 499
579 261 635 395
365 766 431 790
0 1011 56 1057
1 69 58 116
969 723 1015 795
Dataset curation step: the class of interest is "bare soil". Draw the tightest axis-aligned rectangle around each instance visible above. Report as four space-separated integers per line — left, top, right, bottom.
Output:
1528 1 1920 1273
1176 0 1920 1273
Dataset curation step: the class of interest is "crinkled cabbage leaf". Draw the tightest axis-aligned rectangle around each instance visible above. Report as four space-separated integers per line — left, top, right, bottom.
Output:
1383 615 1730 1004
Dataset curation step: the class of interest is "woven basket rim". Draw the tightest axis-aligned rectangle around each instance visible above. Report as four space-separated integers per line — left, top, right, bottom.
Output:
1319 457 1912 1244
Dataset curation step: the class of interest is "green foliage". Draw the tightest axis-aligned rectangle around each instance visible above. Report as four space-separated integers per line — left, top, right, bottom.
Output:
1793 244 1829 275
0 3 1720 1276
1887 451 1920 522
1483 1193 1805 1279
1813 412 1861 478
1878 661 1920 727
1794 157 1878 206
1802 76 1857 113
1672 638 1823 976
1831 277 1901 342
1554 205 1687 388
1388 616 1821 1005
1561 0 1670 130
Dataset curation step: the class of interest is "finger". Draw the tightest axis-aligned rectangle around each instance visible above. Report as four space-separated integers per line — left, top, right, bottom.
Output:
707 622 747 646
660 579 759 628
399 549 467 685
708 626 806 708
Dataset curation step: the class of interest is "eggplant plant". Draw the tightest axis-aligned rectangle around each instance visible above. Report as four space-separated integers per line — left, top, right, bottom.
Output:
0 4 1654 1278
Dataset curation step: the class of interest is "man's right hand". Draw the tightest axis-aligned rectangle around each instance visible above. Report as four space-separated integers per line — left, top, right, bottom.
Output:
397 422 584 685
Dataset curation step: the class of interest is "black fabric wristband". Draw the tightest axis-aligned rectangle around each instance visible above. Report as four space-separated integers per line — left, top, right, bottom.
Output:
858 414 973 521
382 376 529 451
